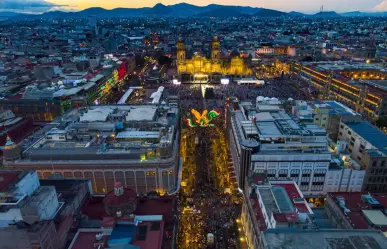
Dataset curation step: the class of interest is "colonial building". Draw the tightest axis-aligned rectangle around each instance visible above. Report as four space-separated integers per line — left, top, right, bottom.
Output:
176 36 252 82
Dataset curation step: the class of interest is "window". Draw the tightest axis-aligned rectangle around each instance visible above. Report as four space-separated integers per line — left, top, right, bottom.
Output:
357 156 362 161
372 161 377 167
339 132 343 136
146 171 156 176
350 141 354 146
340 125 344 129
381 161 385 167
348 130 352 135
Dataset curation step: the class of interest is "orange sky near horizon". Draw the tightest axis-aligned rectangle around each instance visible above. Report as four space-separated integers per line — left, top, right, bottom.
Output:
47 0 387 12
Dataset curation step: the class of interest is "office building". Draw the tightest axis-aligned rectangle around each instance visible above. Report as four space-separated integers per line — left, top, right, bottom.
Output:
227 98 331 196
326 192 387 231
0 170 91 249
261 229 387 249
338 121 387 192
292 100 362 141
241 180 314 249
293 62 387 119
4 105 181 195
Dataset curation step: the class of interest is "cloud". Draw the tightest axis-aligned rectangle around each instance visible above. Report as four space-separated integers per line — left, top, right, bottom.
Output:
0 0 67 13
374 0 387 11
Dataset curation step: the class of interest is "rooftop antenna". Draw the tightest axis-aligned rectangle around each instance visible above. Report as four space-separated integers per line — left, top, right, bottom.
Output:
320 5 324 13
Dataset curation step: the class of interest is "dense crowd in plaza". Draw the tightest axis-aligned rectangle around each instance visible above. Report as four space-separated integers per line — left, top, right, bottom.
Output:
173 85 242 249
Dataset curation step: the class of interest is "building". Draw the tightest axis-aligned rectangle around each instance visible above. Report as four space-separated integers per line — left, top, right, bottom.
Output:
0 56 133 122
241 180 314 249
69 183 175 249
324 156 365 193
338 121 387 192
177 36 252 83
0 113 38 160
326 192 387 232
292 100 362 142
4 104 181 195
261 229 387 249
292 62 387 119
0 170 91 249
227 99 331 196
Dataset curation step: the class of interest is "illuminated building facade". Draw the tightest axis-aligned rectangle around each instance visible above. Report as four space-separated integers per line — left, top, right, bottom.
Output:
177 36 252 82
4 105 181 195
292 62 387 119
0 60 130 122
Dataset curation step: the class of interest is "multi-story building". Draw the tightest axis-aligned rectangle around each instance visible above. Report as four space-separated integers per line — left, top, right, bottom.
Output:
4 104 181 195
292 100 362 141
0 170 91 249
242 180 314 249
69 182 176 249
0 55 134 122
325 191 387 231
261 229 387 249
292 62 387 119
338 121 387 192
227 99 331 196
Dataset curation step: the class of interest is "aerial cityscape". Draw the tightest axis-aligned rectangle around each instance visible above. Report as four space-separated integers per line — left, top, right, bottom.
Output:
0 1 387 249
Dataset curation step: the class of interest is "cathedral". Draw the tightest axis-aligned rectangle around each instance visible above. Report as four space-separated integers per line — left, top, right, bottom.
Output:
176 36 252 82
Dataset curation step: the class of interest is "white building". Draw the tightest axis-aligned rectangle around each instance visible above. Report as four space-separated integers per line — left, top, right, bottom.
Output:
241 180 314 249
227 100 331 196
0 171 60 227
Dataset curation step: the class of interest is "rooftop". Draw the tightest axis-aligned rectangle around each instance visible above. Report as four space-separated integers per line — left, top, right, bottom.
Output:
11 105 178 163
253 181 312 230
328 192 387 231
263 229 387 249
0 171 21 191
344 121 387 154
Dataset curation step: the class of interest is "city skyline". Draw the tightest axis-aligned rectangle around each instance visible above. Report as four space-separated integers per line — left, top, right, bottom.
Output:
1 0 387 14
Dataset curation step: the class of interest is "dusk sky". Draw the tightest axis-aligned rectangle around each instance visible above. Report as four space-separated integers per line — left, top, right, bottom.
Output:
1 0 387 13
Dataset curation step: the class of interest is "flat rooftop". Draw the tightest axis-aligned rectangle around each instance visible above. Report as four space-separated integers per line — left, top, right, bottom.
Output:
344 121 387 154
329 192 387 231
271 183 311 214
263 229 387 249
0 171 21 191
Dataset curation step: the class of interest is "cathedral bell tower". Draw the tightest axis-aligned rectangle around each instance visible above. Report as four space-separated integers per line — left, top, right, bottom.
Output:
177 37 186 63
211 35 220 61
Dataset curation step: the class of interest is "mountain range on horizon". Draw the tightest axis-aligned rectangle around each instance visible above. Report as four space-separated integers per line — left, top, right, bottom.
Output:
1 3 386 19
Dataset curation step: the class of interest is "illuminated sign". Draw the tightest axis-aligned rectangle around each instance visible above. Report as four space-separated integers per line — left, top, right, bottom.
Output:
185 109 220 127
221 78 230 85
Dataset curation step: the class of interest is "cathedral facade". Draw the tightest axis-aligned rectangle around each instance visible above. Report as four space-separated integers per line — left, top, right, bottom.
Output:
176 36 252 78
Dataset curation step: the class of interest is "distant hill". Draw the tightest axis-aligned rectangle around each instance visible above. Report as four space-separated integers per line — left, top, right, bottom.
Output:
168 3 203 15
342 11 387 17
313 11 341 17
0 11 20 17
255 8 288 17
6 3 387 20
144 3 172 15
196 7 243 17
288 11 309 17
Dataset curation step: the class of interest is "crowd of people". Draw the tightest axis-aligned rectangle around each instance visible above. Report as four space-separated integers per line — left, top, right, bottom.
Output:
174 85 241 249
169 77 311 248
